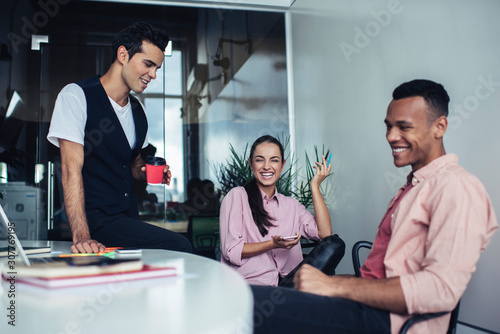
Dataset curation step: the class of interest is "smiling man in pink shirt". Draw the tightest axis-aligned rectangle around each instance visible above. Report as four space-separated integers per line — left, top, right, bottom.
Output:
251 79 498 334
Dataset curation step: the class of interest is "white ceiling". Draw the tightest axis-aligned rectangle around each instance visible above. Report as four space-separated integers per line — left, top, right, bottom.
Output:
83 0 295 11
179 0 294 7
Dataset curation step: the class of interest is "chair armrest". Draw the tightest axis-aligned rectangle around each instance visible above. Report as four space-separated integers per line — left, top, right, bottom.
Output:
400 300 460 334
300 238 319 249
351 241 373 277
399 312 448 334
351 240 460 334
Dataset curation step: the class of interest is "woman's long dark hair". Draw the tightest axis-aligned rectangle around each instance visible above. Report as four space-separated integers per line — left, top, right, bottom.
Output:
244 135 284 237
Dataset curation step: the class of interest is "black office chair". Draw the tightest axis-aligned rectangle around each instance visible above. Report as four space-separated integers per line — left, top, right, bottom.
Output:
352 241 460 334
187 214 220 259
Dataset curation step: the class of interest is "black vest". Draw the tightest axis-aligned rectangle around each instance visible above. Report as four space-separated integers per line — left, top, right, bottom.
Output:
77 76 147 216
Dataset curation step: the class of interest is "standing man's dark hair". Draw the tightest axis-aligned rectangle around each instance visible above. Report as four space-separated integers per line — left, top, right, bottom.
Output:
392 79 450 121
111 22 170 62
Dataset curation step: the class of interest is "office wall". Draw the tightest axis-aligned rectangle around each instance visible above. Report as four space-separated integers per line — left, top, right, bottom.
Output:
198 14 289 181
288 0 500 332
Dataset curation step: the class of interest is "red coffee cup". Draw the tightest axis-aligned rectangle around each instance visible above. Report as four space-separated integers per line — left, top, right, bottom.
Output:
145 156 166 184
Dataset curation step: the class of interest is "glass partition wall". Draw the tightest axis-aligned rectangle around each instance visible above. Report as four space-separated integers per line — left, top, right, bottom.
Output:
0 42 109 241
40 43 113 241
133 50 185 223
0 1 288 241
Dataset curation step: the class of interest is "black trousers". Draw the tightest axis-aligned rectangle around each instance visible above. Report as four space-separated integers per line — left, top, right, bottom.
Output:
88 209 192 253
251 285 390 334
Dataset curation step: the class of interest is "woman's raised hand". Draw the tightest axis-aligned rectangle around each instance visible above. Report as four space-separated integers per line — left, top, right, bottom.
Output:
310 154 332 188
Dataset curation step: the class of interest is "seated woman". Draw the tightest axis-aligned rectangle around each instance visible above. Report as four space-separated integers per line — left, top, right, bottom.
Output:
219 135 332 286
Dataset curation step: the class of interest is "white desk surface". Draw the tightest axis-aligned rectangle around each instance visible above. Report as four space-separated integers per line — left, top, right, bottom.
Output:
0 241 253 334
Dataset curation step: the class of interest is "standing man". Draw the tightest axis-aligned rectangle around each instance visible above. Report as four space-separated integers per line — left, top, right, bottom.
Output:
47 22 192 254
251 79 497 333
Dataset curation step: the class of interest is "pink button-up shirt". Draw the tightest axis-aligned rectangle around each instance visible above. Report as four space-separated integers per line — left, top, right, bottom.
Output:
219 187 320 286
361 181 413 279
376 154 498 334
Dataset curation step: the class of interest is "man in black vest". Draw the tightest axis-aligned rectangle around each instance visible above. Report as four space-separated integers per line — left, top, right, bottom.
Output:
47 22 192 254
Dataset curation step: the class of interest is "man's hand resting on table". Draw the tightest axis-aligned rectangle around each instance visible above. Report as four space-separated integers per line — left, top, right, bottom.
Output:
71 237 106 253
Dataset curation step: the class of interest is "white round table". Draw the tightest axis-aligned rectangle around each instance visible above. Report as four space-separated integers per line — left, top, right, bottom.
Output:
0 241 253 334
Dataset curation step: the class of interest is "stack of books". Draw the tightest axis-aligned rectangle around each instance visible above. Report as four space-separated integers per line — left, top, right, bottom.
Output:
1 256 177 289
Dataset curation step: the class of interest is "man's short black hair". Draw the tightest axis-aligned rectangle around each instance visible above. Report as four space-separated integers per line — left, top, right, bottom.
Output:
392 79 450 120
111 22 170 62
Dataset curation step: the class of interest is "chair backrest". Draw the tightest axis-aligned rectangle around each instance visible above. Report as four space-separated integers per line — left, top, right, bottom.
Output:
187 215 220 256
352 240 373 277
351 240 460 334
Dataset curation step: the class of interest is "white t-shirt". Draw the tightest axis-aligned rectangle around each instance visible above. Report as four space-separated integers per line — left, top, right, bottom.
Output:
47 83 148 150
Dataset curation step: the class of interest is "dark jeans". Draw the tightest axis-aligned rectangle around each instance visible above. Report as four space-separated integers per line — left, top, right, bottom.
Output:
251 285 390 334
88 210 192 253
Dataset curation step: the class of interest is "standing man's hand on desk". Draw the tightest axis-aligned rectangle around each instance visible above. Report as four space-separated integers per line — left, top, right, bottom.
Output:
60 139 107 254
71 238 105 253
